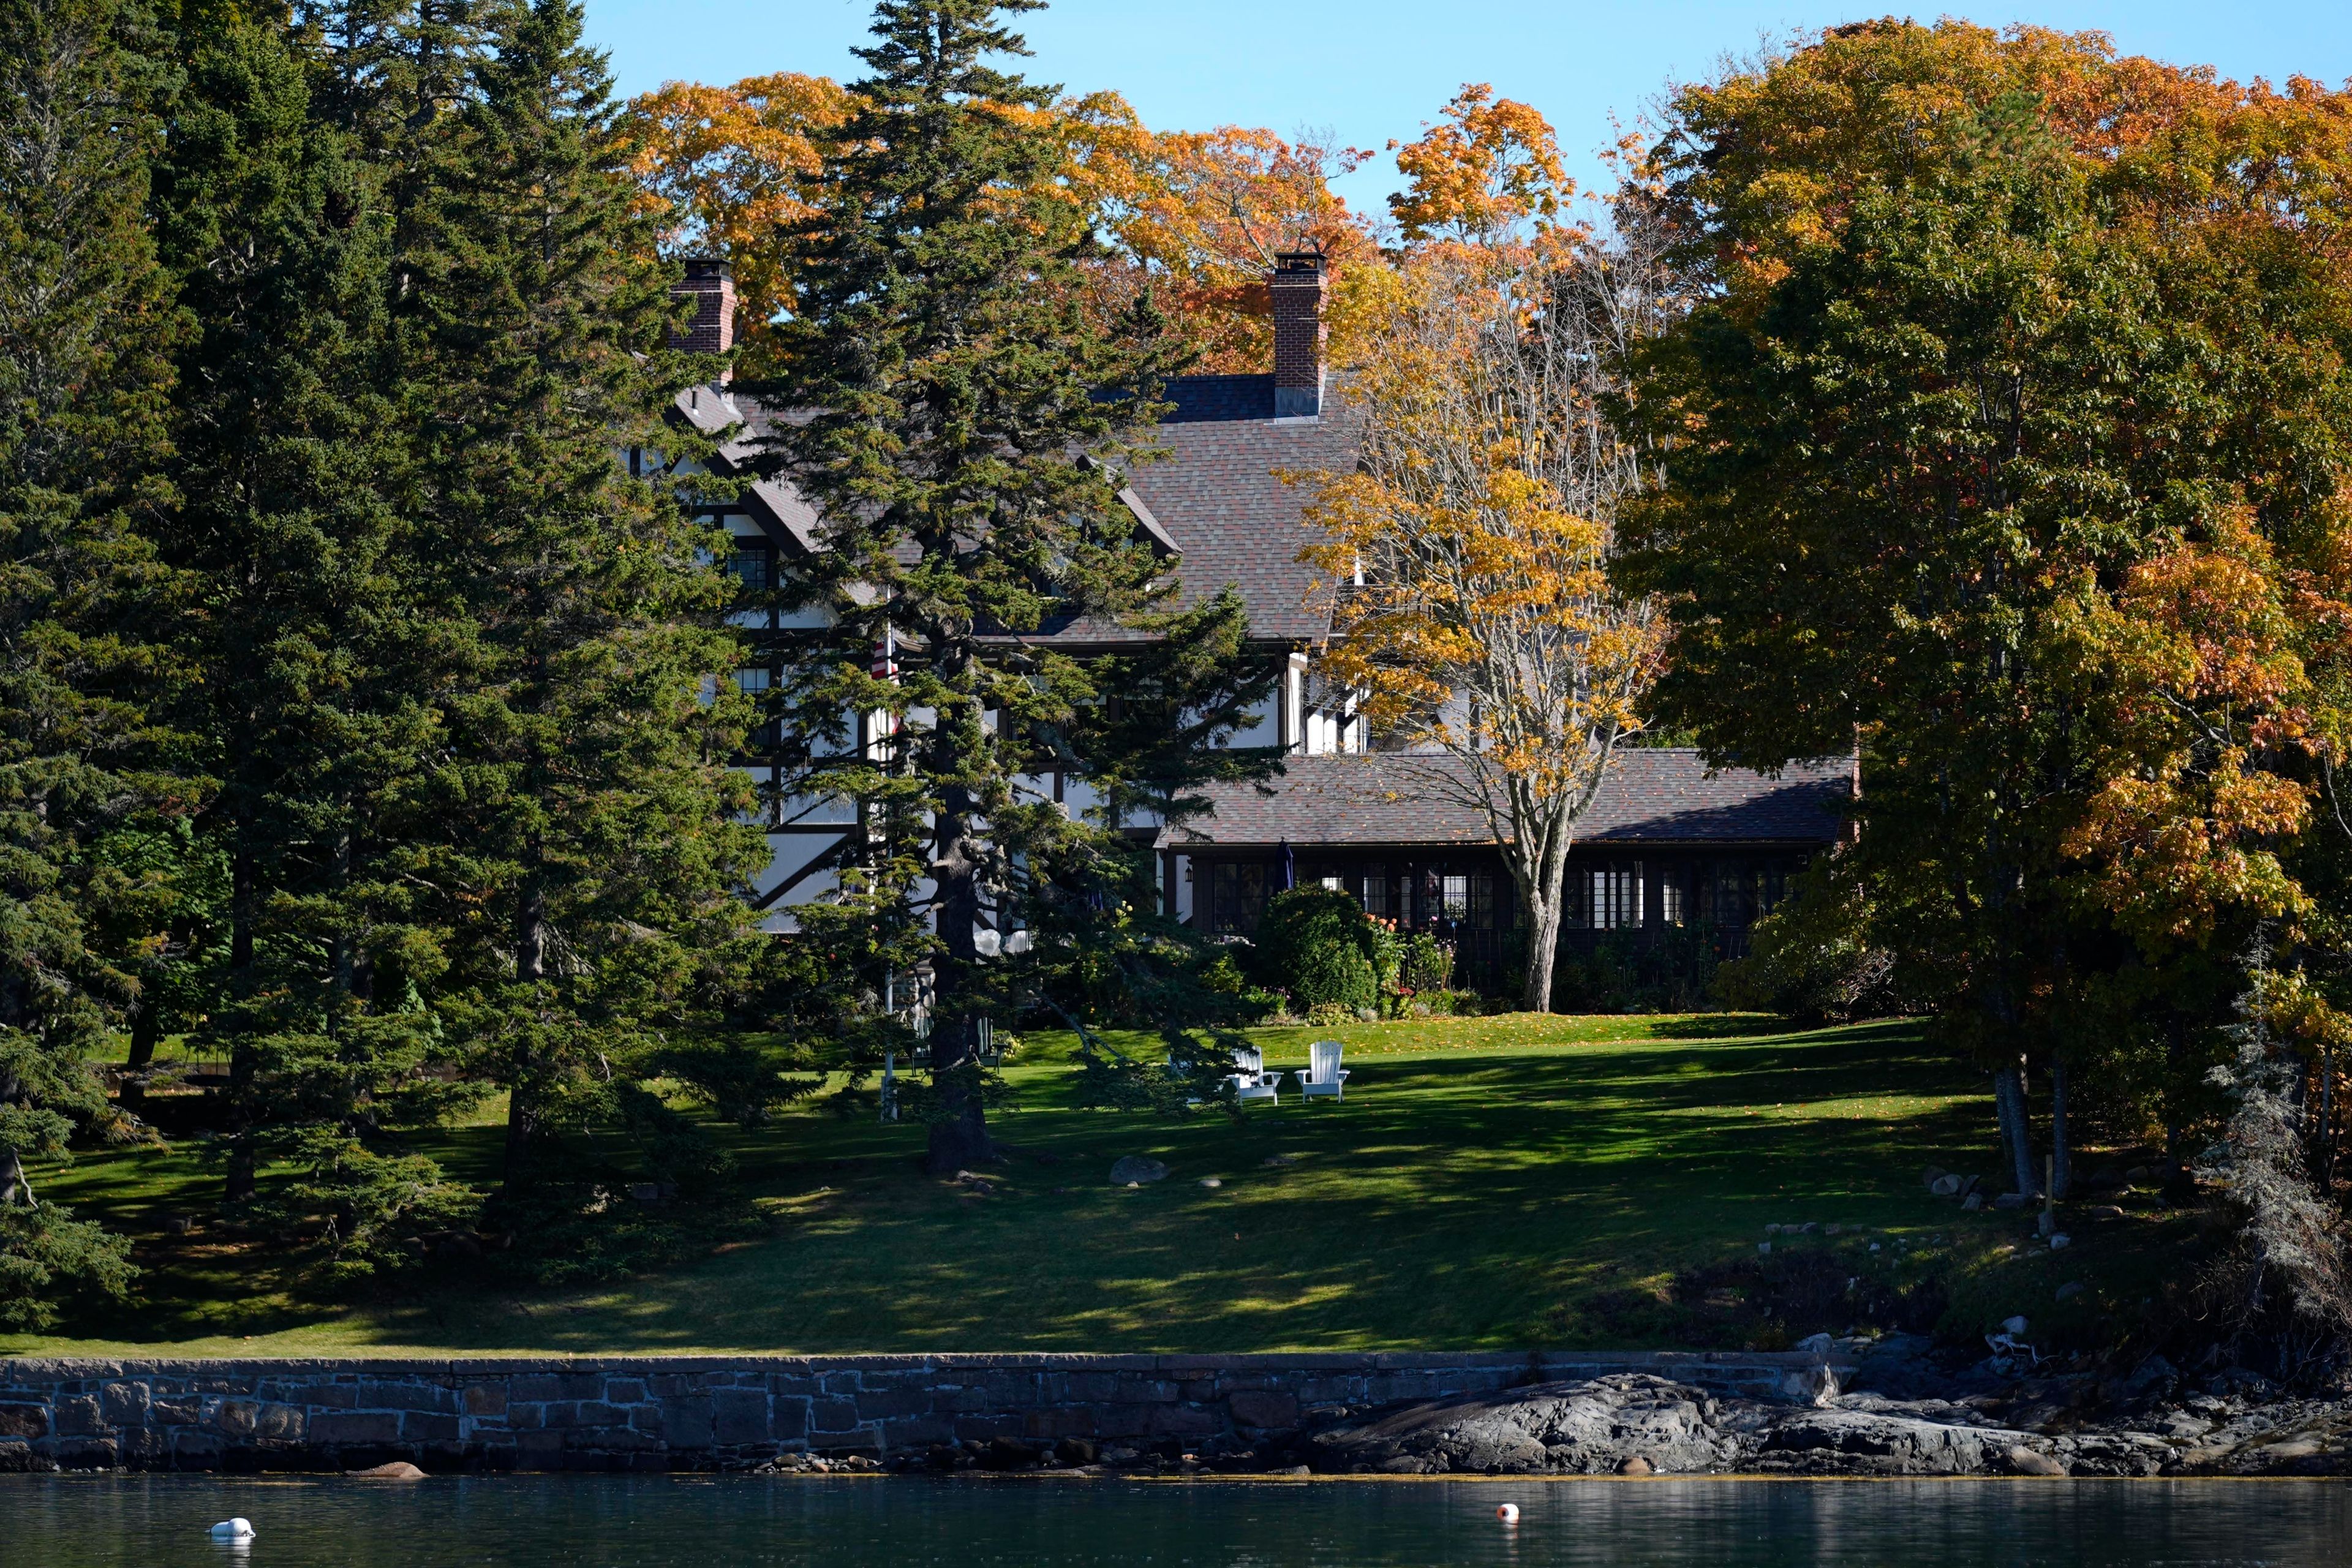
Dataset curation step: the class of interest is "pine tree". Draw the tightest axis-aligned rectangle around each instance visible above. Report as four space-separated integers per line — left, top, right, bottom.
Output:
411 0 764 1267
766 1 1278 1172
0 0 170 1323
153 7 478 1265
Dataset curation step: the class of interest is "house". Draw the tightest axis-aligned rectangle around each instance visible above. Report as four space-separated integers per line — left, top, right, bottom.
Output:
661 254 1852 982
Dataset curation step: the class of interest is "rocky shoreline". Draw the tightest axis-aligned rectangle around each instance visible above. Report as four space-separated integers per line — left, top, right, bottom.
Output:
875 1348 2352 1480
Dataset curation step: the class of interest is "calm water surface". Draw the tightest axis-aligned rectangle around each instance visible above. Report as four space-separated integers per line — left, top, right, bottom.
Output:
12 1474 2352 1566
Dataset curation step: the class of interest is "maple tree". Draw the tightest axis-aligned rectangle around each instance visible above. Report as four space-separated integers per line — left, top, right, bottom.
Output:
1299 94 1670 1012
617 71 848 373
1387 82 1574 247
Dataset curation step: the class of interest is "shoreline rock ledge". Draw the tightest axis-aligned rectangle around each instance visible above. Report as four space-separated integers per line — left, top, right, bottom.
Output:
1298 1374 2152 1477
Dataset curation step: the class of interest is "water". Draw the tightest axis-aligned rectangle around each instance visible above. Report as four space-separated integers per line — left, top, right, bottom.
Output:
12 1474 2351 1566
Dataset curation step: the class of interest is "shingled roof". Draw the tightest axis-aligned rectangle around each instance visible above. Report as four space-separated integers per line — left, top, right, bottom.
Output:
1156 751 1855 851
682 373 1357 648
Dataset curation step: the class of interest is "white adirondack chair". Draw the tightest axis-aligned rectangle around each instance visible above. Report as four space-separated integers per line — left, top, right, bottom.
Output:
1227 1046 1280 1104
1298 1039 1350 1101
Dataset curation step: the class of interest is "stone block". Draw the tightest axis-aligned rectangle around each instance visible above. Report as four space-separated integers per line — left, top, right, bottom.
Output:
508 1375 566 1403
1147 1404 1219 1437
605 1379 647 1405
364 1379 454 1413
308 1381 360 1409
54 1396 103 1438
464 1384 508 1418
818 1371 862 1396
663 1397 714 1450
854 1385 932 1420
571 1402 629 1430
1227 1390 1299 1430
252 1404 305 1442
1065 1372 1122 1402
150 1395 202 1426
712 1389 770 1446
1020 1408 1097 1441
1092 1404 1159 1440
648 1373 710 1398
0 1404 49 1439
809 1398 862 1435
951 1414 1023 1442
100 1383 151 1425
561 1374 608 1402
402 1413 461 1443
212 1401 257 1438
1112 1376 1178 1404
311 1411 402 1447
772 1399 809 1441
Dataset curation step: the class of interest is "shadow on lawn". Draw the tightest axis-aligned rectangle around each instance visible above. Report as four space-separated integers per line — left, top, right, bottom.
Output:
33 1019 1994 1356
334 1023 1992 1355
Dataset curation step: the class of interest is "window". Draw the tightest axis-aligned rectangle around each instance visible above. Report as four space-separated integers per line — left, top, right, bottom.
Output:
1588 863 1645 930
726 540 771 591
1441 874 1469 921
1361 864 1389 918
1319 875 1343 892
1660 873 1686 927
1207 861 1267 936
736 668 772 695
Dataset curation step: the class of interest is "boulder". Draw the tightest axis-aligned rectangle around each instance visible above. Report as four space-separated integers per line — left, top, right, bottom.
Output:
1305 1376 1738 1476
1109 1156 1168 1185
2007 1445 2067 1477
1929 1175 1962 1197
1759 1410 2006 1475
348 1461 426 1480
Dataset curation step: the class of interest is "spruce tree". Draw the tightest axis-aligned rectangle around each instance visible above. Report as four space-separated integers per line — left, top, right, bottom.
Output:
0 0 169 1322
154 7 478 1268
767 1 1278 1172
412 0 764 1265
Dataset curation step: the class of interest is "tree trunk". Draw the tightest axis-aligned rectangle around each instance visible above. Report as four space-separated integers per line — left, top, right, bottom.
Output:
2049 1055 2071 1201
1995 1063 2038 1196
1522 891 1564 1013
224 834 258 1205
503 878 548 1200
1513 794 1579 1014
0 1145 30 1206
2165 1009 2188 1161
926 783 995 1175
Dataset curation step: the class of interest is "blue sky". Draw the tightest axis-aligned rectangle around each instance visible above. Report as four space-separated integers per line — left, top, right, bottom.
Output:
584 1 2352 221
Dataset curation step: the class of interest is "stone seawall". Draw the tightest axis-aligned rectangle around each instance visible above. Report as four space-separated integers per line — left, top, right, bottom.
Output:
0 1351 1850 1472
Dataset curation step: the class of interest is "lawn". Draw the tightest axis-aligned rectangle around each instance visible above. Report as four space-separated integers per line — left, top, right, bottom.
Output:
5 1013 2198 1357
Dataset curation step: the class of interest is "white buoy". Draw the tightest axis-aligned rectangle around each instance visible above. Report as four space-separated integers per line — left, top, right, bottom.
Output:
209 1518 255 1541
1496 1503 1520 1525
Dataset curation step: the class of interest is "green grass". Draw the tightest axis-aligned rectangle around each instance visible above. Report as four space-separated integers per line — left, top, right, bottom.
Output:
6 1013 2199 1357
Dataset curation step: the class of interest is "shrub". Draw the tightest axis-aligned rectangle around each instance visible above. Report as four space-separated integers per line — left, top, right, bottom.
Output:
1251 887 1380 1014
1397 932 1455 993
1714 858 1904 1024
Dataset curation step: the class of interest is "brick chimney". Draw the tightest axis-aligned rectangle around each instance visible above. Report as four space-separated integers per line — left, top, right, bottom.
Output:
1269 249 1327 418
672 257 736 374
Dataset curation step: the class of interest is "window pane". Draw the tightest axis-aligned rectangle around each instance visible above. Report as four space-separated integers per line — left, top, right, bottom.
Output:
1362 865 1388 918
727 545 771 590
1441 873 1468 921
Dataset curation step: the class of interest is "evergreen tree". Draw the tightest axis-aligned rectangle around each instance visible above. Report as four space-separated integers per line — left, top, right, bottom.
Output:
412 0 764 1268
153 7 478 1267
0 0 172 1322
766 1 1278 1172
